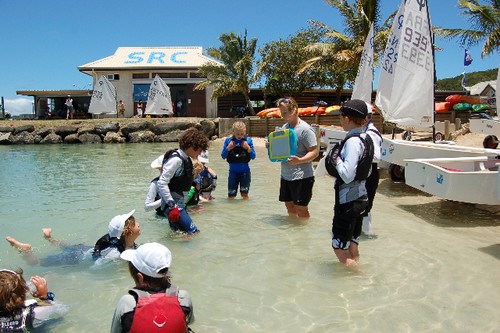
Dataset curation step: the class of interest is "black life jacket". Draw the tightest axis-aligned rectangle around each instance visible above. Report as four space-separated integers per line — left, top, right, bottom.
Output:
226 138 251 163
162 149 194 193
92 234 124 260
325 132 374 186
0 300 36 332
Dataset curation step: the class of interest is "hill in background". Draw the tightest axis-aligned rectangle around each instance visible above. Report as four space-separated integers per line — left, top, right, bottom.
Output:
436 68 497 91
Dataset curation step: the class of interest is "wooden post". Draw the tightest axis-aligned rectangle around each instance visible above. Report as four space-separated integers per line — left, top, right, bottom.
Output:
444 120 450 139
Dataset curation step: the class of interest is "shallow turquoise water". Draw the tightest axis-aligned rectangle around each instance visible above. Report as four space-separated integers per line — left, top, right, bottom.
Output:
1 142 499 332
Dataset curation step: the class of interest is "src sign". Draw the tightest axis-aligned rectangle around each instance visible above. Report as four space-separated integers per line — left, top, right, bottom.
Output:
125 51 188 65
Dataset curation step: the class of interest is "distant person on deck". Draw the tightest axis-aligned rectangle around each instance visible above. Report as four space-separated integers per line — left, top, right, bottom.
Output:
65 95 74 119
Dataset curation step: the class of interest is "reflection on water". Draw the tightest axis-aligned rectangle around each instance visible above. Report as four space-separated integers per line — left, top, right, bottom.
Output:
0 142 499 332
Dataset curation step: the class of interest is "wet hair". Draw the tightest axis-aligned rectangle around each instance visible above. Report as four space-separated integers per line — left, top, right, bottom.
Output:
120 216 136 240
232 121 246 133
129 262 171 289
179 128 209 152
276 97 298 114
0 269 28 316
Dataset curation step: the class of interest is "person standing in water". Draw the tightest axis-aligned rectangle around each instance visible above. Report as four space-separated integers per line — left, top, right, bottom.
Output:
275 97 318 218
221 121 255 199
157 128 209 235
362 104 383 235
326 99 373 266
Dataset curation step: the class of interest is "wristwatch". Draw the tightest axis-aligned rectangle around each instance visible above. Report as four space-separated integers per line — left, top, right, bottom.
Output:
40 291 55 301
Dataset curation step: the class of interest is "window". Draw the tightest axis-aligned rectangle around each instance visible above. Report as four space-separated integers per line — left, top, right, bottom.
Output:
153 72 188 78
133 73 150 79
189 72 206 78
107 74 120 81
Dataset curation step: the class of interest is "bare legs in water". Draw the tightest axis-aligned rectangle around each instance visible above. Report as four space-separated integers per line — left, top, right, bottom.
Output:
6 228 67 265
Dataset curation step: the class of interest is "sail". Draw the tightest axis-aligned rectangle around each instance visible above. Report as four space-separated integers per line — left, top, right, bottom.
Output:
375 0 434 130
88 75 117 114
145 75 173 116
352 22 374 104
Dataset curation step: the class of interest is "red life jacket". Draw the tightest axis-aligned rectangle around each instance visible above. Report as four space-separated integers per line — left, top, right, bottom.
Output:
129 288 187 333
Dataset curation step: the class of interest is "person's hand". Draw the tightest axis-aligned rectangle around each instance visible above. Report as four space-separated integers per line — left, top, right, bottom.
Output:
168 207 180 222
30 276 49 299
227 141 236 150
242 141 251 151
286 155 301 165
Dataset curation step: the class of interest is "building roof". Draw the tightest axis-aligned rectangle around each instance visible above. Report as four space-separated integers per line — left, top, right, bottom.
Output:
78 46 222 72
17 90 92 97
466 80 496 96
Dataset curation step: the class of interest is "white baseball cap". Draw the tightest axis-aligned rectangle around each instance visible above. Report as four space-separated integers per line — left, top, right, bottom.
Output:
120 242 172 278
108 210 135 238
198 150 209 164
150 155 164 169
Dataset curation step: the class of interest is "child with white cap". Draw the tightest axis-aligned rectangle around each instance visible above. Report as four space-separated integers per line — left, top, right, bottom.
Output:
195 150 217 200
5 210 141 266
110 242 194 333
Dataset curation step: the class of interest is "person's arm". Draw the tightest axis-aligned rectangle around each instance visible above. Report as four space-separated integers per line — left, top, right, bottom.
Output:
110 294 136 333
144 181 161 211
178 289 195 324
287 128 318 165
157 157 183 204
221 137 231 159
246 137 257 160
335 138 363 184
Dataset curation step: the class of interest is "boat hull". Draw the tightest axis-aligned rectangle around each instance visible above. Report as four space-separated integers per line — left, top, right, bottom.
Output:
404 156 500 205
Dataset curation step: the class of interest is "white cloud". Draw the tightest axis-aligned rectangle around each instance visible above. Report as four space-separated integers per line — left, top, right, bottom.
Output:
3 97 33 115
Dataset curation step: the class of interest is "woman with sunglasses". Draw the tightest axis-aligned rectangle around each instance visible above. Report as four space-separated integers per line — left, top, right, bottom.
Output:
275 97 319 219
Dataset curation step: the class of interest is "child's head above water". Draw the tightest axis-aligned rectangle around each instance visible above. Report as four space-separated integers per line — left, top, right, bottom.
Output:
108 210 136 239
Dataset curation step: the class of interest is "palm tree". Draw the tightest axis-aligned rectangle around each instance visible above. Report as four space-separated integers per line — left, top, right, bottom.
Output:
298 0 392 103
434 0 500 58
195 30 258 115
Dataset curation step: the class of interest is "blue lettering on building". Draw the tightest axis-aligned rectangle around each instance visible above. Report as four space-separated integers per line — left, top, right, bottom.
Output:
125 52 145 64
171 52 187 63
148 52 166 64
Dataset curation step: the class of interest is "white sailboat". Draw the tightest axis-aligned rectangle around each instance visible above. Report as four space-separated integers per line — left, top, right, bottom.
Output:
145 75 173 116
352 22 374 103
88 75 117 115
375 0 500 205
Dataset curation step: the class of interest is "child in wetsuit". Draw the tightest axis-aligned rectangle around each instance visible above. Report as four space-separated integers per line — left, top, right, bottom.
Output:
221 121 256 199
0 268 68 331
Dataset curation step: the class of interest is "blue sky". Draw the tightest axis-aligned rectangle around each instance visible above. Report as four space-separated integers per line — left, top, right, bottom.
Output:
1 0 498 115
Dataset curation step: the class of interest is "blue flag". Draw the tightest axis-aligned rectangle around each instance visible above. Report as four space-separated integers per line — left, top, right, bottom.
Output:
464 49 473 66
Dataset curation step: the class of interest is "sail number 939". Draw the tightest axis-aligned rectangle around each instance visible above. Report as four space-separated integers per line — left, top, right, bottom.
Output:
401 27 431 70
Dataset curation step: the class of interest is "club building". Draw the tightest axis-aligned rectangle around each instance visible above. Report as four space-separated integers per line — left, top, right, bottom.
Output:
78 46 222 118
18 47 223 119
